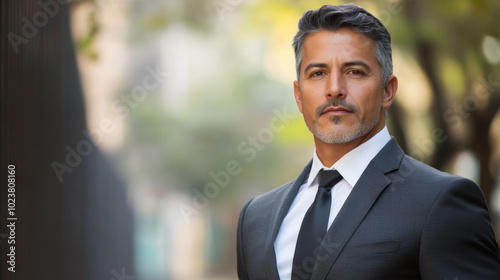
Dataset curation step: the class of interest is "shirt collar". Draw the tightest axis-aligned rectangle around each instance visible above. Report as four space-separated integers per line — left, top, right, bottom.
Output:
306 127 391 188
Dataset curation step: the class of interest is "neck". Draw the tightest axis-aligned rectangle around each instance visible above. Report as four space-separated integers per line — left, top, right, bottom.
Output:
314 123 385 167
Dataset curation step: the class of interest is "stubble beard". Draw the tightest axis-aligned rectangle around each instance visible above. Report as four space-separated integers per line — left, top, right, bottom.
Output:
309 102 382 144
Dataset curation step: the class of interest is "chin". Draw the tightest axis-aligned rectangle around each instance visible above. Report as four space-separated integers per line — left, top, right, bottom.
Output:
312 121 376 144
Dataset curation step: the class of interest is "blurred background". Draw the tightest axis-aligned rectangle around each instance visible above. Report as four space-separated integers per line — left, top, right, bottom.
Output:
1 0 500 279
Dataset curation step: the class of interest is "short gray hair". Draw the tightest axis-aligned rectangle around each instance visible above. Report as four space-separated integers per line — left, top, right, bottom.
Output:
293 4 392 87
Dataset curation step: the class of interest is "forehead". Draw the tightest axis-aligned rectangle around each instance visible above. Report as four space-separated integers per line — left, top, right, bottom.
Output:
301 29 376 63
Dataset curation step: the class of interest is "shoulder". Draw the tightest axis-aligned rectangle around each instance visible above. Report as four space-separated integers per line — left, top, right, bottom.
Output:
373 138 472 192
383 154 488 216
386 155 500 275
238 160 311 228
414 160 500 276
237 178 297 250
393 154 478 190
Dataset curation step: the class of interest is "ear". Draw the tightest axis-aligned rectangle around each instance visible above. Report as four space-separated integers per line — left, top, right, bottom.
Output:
382 75 398 110
293 80 303 113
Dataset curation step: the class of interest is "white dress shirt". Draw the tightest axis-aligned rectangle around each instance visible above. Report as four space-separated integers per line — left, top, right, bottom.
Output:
274 127 391 279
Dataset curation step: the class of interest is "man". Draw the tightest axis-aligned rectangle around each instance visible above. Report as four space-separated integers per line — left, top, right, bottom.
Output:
236 4 500 280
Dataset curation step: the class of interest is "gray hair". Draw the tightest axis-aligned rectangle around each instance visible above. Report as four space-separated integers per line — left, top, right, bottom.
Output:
293 4 392 87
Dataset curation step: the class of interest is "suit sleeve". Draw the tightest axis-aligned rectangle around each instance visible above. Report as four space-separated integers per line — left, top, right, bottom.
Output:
237 198 253 280
419 177 500 278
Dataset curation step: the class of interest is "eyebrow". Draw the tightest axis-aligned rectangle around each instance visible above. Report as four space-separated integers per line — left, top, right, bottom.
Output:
303 63 328 74
343 60 372 71
302 60 372 74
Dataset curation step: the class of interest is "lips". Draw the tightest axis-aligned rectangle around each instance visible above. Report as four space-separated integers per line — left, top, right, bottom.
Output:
321 106 353 116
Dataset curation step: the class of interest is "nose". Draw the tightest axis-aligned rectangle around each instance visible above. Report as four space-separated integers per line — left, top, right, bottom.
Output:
325 71 346 99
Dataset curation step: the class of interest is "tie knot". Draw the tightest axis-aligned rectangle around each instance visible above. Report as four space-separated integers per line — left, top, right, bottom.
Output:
318 169 343 190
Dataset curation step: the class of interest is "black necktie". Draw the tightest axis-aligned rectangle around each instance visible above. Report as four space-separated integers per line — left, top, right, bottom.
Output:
291 169 343 279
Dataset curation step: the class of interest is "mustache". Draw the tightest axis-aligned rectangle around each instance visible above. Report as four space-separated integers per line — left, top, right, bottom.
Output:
315 99 359 118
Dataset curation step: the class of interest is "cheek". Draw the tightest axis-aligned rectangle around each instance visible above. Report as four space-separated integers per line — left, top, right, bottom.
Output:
302 99 317 121
300 90 320 115
356 86 382 112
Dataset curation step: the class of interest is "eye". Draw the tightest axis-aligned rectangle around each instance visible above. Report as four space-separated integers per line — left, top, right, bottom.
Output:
310 70 325 77
347 69 365 76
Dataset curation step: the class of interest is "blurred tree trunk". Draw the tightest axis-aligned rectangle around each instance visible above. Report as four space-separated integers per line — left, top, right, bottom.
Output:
1 1 134 279
414 42 460 169
470 76 500 202
388 101 409 152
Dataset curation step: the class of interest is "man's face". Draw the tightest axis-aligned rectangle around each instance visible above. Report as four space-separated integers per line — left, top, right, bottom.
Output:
294 29 396 144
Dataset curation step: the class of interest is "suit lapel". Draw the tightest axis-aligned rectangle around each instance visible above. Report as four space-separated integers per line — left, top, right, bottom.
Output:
264 161 313 280
312 138 404 279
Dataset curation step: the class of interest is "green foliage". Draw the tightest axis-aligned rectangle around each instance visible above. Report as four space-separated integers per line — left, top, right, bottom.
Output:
75 6 99 61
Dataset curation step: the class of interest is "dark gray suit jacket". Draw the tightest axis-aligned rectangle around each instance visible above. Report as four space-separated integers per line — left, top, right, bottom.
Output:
237 138 500 279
